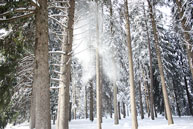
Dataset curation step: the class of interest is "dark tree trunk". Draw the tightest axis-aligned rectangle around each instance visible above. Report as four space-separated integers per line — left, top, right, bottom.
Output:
89 81 94 121
69 102 72 121
139 81 144 119
122 102 126 118
118 102 121 120
173 79 181 117
184 76 193 116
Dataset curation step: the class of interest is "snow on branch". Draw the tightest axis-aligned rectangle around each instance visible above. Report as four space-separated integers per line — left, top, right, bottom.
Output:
30 0 40 7
49 16 67 28
51 78 62 82
49 51 67 55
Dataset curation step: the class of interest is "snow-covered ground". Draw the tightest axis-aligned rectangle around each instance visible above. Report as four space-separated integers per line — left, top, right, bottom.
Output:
5 116 193 129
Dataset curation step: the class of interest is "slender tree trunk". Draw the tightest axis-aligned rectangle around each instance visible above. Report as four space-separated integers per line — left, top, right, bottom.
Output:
154 105 157 118
96 1 102 129
142 69 150 117
56 89 61 129
127 105 129 116
57 1 75 129
125 0 138 128
69 102 72 121
172 79 181 117
110 95 113 118
139 81 144 119
184 76 193 116
109 0 119 124
85 86 88 119
118 102 121 120
30 87 35 129
34 0 51 129
53 115 56 125
113 82 119 124
89 81 94 121
143 3 154 120
73 83 76 120
175 0 193 80
122 102 126 118
147 0 174 125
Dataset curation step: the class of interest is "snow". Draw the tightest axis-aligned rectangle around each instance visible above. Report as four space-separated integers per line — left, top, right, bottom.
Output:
5 116 193 129
0 28 12 39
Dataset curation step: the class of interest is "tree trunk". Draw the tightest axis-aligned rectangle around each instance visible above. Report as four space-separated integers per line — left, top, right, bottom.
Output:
175 0 193 80
143 3 154 120
57 1 75 129
34 0 51 129
113 82 119 124
184 76 193 116
110 95 113 118
154 105 157 118
85 86 88 119
96 1 102 129
69 102 72 121
109 0 118 124
142 69 150 117
118 102 121 120
53 115 56 125
73 83 76 120
125 0 138 129
147 0 174 125
122 102 126 118
89 81 94 121
173 79 181 117
139 81 144 119
30 87 35 129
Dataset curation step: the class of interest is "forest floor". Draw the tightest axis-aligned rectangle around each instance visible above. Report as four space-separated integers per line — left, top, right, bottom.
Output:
5 116 193 129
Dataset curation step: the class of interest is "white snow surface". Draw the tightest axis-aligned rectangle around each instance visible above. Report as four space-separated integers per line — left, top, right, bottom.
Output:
5 116 193 129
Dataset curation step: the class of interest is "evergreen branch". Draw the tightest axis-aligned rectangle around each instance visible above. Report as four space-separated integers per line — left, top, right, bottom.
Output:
0 12 34 23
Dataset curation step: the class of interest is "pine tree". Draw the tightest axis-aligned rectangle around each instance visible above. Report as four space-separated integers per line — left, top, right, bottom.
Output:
124 0 138 129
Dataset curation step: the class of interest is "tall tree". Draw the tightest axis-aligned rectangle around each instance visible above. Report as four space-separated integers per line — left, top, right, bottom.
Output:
142 3 154 120
89 80 94 121
34 0 51 129
96 1 102 129
124 0 138 129
175 0 193 80
147 0 173 125
109 0 119 125
57 0 75 129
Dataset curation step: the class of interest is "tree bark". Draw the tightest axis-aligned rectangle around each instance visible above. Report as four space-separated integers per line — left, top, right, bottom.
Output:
125 0 138 129
57 1 75 129
122 102 126 118
118 102 121 120
30 87 35 129
73 83 76 120
110 95 113 118
113 82 119 124
184 76 193 116
143 3 154 120
96 1 102 129
85 86 88 119
142 69 150 117
139 81 144 119
34 0 51 129
69 102 72 121
89 81 94 121
147 0 174 125
172 79 181 117
175 0 193 80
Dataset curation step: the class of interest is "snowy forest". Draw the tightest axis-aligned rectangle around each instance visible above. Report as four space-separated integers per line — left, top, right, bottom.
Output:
0 0 193 129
